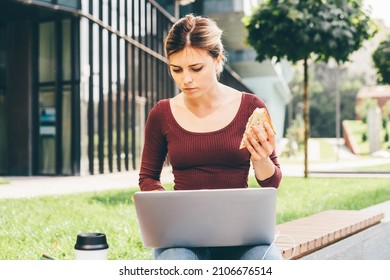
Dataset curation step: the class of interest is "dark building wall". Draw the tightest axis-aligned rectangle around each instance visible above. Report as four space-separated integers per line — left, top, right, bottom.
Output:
0 0 36 175
7 20 33 175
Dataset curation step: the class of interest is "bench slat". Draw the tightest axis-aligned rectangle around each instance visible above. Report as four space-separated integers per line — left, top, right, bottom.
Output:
275 210 384 259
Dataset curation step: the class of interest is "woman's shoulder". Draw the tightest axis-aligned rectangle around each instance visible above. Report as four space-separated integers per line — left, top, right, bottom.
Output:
241 92 267 108
146 98 172 124
155 98 171 107
150 98 171 113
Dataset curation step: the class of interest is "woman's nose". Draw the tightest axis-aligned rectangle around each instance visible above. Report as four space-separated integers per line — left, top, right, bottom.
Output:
183 72 192 84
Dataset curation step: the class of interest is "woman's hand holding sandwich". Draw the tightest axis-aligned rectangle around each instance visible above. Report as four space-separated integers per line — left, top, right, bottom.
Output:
242 121 277 181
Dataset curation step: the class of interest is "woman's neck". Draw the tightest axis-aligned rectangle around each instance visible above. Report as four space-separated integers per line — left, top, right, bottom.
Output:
183 84 225 117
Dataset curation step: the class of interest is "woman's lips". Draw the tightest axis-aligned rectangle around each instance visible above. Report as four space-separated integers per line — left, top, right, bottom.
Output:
183 87 196 92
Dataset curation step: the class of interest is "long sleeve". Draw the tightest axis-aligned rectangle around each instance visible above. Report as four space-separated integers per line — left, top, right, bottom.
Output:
256 150 282 189
138 102 168 191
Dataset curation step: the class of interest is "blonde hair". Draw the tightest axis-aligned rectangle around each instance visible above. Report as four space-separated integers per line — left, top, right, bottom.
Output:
164 14 226 78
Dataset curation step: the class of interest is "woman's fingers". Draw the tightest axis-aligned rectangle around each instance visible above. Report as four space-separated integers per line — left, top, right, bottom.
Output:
244 123 276 159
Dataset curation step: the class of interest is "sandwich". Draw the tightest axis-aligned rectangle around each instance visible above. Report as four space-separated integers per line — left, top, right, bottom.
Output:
239 107 276 149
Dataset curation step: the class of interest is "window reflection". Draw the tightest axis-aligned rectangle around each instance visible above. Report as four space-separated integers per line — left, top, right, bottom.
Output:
38 87 56 175
39 22 55 83
62 86 72 175
62 19 72 81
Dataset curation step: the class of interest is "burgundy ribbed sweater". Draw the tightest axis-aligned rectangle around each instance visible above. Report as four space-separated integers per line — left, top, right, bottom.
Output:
139 92 282 191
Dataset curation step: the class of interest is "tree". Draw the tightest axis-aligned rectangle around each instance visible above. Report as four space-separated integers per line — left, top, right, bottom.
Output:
244 0 376 177
372 36 390 84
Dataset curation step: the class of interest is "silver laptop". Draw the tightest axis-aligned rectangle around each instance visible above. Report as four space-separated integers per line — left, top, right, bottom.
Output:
133 188 277 248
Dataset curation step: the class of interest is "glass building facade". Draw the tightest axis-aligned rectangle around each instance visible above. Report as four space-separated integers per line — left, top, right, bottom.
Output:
0 0 251 176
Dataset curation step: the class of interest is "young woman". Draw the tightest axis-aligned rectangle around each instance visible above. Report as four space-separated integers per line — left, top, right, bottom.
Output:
138 14 282 260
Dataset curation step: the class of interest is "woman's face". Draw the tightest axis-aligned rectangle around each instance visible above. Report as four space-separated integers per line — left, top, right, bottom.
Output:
168 46 219 98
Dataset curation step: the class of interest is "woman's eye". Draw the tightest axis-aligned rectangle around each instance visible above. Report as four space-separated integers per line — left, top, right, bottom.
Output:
172 68 182 73
192 67 203 72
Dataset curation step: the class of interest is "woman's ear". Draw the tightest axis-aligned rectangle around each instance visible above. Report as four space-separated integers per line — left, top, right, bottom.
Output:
215 52 223 65
215 53 224 77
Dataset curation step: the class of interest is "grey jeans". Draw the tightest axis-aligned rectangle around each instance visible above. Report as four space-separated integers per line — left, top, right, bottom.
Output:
153 244 282 260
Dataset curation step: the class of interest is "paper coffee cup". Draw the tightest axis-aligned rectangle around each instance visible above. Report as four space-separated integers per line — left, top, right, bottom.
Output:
74 233 109 260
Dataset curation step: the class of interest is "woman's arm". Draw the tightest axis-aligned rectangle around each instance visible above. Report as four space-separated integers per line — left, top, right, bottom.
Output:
138 103 168 191
242 112 282 189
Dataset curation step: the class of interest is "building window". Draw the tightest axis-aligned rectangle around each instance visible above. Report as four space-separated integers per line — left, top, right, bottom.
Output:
37 19 75 175
38 22 56 174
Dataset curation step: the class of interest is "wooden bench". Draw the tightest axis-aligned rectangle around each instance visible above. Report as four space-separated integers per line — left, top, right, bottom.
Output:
275 210 385 259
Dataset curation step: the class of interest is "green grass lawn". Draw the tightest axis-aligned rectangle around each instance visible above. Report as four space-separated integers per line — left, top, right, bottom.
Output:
318 139 337 160
344 120 370 154
0 177 8 184
1 176 390 260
